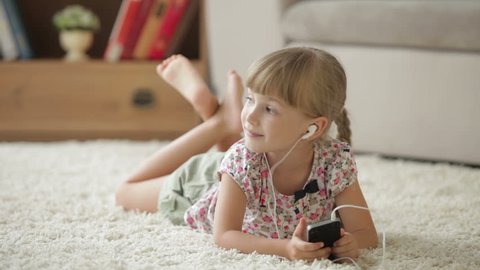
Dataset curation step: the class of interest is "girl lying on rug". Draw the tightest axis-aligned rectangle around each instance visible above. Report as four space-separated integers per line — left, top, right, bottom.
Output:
115 47 377 262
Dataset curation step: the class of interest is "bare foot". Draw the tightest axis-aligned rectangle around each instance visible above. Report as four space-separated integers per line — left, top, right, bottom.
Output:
157 55 218 121
215 70 244 151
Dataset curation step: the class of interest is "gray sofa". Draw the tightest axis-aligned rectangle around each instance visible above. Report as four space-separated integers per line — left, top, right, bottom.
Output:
280 0 480 165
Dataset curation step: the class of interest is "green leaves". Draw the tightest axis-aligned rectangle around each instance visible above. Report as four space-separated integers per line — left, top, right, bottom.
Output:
52 5 100 32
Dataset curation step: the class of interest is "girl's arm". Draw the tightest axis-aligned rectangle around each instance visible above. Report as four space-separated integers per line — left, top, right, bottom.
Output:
213 173 330 261
332 181 378 258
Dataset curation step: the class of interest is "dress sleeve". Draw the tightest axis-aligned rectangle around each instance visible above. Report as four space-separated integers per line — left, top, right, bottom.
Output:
217 141 257 204
217 148 233 180
327 143 358 197
217 141 247 185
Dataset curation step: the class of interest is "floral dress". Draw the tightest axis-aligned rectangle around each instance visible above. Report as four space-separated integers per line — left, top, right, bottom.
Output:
184 139 357 239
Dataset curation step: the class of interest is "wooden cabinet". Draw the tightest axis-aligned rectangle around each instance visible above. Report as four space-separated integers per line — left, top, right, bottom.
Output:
0 61 203 140
0 0 207 141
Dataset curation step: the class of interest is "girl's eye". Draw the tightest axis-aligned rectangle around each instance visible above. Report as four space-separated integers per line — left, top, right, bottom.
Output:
266 106 276 114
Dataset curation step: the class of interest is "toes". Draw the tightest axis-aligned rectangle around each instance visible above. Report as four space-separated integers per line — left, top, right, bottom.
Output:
227 70 240 83
228 69 238 76
156 63 165 74
227 71 244 94
157 55 179 75
164 56 174 66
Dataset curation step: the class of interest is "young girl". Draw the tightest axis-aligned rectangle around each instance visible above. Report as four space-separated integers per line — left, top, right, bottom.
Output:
116 47 378 262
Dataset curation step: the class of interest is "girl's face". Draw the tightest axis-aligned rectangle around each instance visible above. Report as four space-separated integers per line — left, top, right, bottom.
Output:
241 89 312 154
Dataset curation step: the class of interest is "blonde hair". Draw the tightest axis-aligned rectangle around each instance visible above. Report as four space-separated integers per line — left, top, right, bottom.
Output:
246 47 352 144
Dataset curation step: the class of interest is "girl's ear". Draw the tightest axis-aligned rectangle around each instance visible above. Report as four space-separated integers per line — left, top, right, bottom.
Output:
307 116 329 140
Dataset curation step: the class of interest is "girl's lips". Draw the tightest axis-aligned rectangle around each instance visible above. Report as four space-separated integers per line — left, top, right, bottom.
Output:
245 129 263 137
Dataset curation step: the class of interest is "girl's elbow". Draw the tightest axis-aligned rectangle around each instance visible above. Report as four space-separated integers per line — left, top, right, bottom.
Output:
367 230 379 249
213 229 238 250
370 239 379 249
213 232 223 247
213 230 229 248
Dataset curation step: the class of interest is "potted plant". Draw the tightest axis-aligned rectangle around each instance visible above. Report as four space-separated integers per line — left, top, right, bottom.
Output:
52 5 100 62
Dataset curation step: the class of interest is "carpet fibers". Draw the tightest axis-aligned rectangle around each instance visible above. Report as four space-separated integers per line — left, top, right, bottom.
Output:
1 140 479 269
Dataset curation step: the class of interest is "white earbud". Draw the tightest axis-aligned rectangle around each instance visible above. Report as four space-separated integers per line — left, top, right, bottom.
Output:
301 124 318 140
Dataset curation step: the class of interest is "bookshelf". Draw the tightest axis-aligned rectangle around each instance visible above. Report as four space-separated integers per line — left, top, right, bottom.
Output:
0 0 207 141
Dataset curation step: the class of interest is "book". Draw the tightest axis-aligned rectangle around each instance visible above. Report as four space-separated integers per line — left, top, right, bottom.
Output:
163 0 198 58
132 0 169 60
104 0 142 62
103 0 128 61
0 0 18 60
147 0 191 60
121 0 154 59
2 0 32 59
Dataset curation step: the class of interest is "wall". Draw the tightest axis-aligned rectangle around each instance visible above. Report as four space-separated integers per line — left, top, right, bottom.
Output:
204 0 284 96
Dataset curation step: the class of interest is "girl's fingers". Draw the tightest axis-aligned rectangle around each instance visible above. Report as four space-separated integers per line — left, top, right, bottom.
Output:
293 218 307 239
292 239 331 261
334 232 353 247
331 231 359 259
296 239 324 251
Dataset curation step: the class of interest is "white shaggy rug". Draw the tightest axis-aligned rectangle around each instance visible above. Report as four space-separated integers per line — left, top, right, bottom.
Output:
1 140 479 270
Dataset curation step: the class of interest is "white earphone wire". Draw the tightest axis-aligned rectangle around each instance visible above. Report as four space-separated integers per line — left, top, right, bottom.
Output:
264 135 306 238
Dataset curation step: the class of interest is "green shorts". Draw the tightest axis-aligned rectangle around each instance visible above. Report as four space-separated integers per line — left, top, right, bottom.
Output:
157 151 225 225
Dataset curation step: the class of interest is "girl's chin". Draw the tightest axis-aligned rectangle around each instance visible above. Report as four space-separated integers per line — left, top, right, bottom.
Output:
244 139 266 154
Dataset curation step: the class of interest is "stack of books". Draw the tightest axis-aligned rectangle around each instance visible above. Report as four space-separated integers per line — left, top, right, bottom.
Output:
104 0 199 62
0 0 33 60
0 0 198 62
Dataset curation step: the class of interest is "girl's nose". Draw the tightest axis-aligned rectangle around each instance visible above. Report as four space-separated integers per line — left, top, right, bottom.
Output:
245 106 259 126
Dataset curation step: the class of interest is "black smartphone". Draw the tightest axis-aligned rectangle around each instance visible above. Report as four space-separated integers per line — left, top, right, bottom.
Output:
307 219 342 247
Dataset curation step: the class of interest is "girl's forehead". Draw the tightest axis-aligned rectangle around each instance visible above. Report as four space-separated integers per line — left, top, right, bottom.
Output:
247 88 285 104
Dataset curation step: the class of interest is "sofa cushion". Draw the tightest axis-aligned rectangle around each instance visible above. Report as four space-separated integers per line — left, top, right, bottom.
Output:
281 0 480 52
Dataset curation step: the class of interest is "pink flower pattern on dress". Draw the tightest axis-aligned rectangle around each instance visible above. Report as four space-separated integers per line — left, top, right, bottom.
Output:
184 139 357 239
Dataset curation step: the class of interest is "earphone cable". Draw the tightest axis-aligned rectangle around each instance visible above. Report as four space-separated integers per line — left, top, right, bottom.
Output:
264 136 305 238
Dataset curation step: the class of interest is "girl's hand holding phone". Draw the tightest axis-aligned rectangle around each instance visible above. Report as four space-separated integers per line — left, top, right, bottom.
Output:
285 218 332 261
332 228 360 261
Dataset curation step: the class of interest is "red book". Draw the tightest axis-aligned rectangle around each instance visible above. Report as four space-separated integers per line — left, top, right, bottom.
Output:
121 0 155 59
148 0 190 60
104 0 142 62
163 0 199 58
132 0 170 60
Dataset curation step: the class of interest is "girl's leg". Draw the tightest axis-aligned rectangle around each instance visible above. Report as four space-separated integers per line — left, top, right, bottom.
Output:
124 112 238 184
214 69 244 151
158 55 242 151
156 54 218 121
115 115 235 212
115 58 243 213
128 56 243 181
115 176 166 213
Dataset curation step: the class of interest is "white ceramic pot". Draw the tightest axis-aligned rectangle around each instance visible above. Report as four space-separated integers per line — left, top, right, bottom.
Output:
59 30 93 62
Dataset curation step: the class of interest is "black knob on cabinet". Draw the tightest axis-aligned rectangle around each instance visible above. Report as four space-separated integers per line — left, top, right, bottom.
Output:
132 89 155 108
